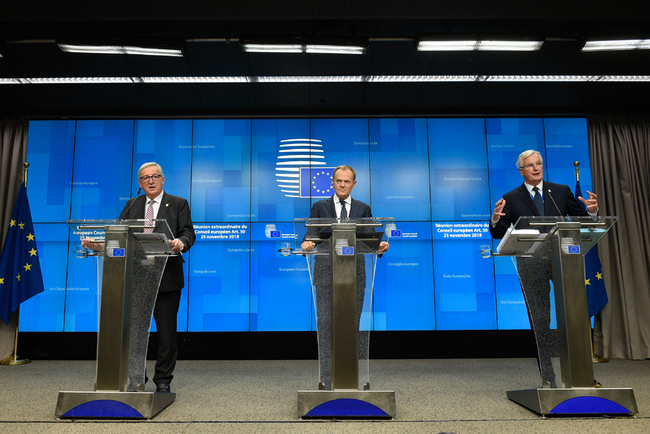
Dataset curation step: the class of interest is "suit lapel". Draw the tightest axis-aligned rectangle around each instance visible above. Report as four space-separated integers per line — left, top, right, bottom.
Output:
157 192 170 220
518 184 540 216
349 198 360 218
327 196 337 217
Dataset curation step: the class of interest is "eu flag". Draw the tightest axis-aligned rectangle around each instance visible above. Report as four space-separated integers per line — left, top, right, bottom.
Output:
575 178 608 317
300 167 335 198
0 184 45 324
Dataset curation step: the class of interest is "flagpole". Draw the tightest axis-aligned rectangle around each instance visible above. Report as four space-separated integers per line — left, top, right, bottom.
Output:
1 162 31 365
576 160 609 364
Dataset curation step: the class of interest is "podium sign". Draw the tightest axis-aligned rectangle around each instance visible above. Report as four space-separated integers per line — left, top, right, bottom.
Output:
497 216 637 415
56 219 175 419
293 217 396 419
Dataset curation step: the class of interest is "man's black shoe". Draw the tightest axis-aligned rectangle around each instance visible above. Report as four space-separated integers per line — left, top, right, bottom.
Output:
156 383 171 393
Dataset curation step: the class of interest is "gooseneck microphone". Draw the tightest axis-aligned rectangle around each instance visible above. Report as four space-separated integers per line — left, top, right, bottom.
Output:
119 187 142 219
547 189 564 219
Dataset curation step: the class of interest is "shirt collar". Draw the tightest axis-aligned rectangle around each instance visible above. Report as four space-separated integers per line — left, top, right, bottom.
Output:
147 191 164 204
524 181 544 195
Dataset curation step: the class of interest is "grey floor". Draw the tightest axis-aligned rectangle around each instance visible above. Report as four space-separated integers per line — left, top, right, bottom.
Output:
1 357 649 433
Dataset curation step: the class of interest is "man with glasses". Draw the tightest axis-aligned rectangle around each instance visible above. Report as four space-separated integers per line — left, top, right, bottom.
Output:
489 150 598 387
84 162 195 393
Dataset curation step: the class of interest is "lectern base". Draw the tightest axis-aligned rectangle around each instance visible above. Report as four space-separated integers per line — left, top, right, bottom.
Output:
298 390 396 419
507 387 637 416
55 391 175 419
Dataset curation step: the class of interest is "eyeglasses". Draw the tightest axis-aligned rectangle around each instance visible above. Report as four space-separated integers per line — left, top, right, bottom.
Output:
521 162 543 170
139 174 163 182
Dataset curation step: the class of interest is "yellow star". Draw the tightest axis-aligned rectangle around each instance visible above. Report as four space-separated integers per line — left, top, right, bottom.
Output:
596 272 603 280
29 248 38 256
10 219 16 227
24 263 32 272
585 278 591 286
18 222 25 230
26 233 35 241
0 277 4 284
16 274 21 282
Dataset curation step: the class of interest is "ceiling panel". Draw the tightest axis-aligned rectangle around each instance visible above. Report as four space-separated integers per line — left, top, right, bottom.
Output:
1 0 649 117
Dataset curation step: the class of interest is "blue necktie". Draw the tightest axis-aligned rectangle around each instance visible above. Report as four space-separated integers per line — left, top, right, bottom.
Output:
533 187 544 216
340 200 347 219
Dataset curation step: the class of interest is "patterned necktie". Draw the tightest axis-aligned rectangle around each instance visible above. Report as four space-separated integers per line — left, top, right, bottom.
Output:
144 200 155 233
533 187 544 216
340 200 347 219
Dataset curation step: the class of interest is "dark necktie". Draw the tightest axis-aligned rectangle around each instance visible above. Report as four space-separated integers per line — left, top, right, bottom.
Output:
340 200 347 219
144 200 155 233
533 187 544 216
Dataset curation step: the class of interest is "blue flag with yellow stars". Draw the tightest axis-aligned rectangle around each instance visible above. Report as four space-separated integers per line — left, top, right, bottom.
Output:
575 178 608 317
0 184 45 324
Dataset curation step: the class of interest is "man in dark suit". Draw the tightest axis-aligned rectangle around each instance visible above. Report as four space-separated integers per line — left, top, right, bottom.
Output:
490 150 598 387
301 165 388 389
83 162 195 393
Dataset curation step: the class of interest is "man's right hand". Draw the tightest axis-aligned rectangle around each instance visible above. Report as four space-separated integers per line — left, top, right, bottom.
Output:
81 238 104 252
492 198 506 222
301 241 315 252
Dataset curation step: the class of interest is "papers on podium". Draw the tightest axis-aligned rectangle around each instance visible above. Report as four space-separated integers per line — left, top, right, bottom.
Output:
496 227 546 256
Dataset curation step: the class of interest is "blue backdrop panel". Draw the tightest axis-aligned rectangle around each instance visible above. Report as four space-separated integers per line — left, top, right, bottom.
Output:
249 222 312 331
433 221 496 330
369 119 431 221
191 119 252 222
251 119 312 222
188 223 251 331
25 120 76 222
19 223 68 332
70 120 134 220
373 222 435 331
21 117 591 333
428 118 492 221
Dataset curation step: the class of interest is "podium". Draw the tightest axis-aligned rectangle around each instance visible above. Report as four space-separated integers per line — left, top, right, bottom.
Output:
496 216 637 416
292 217 396 419
55 219 175 419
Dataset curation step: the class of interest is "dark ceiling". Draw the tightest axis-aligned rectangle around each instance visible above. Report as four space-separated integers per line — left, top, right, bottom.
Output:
1 0 650 118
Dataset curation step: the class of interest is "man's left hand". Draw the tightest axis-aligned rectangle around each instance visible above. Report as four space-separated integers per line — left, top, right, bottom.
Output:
169 239 185 253
378 241 389 254
578 190 598 213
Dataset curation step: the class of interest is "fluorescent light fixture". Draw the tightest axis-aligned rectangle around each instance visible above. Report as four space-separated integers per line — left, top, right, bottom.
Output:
484 75 591 82
418 40 478 51
58 42 184 57
305 45 365 55
240 35 368 55
255 76 365 83
3 75 650 84
417 38 543 51
27 77 138 84
478 40 544 51
242 44 303 53
141 76 251 83
368 75 477 82
582 39 650 51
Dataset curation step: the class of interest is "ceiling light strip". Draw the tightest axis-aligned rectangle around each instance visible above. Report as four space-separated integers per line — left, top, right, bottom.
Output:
58 44 183 57
583 39 650 52
3 75 650 85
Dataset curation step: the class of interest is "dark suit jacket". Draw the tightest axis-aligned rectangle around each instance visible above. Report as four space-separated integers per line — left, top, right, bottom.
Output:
489 181 589 239
120 192 196 292
303 196 373 241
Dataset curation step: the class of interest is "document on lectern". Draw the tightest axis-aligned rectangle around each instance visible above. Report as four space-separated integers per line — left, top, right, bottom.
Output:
496 227 544 255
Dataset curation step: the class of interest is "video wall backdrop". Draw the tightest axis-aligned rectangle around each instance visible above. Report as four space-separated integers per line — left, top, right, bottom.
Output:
19 117 592 332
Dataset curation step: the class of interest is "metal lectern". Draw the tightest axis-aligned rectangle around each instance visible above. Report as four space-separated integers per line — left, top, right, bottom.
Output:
293 217 396 419
55 219 175 419
496 216 637 416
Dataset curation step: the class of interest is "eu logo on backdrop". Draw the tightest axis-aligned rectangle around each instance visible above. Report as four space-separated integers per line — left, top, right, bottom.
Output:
300 167 335 198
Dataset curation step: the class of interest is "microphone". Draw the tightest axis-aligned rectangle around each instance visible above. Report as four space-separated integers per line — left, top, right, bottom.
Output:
119 187 142 219
547 189 564 220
